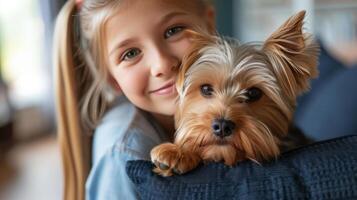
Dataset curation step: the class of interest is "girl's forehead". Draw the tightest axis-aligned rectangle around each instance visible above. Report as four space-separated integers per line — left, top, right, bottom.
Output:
105 0 206 55
106 0 205 36
115 0 203 15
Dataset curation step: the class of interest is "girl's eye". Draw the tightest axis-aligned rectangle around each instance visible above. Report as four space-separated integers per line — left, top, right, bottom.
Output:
164 26 185 39
121 48 141 61
245 87 263 103
200 84 214 98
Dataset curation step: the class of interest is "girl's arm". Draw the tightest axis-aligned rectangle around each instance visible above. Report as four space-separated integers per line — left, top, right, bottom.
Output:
85 146 138 200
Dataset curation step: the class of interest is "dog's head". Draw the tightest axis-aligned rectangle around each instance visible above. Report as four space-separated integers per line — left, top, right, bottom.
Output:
175 11 319 164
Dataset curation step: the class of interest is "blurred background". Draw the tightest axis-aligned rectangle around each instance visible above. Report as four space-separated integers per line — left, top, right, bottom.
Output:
0 0 356 200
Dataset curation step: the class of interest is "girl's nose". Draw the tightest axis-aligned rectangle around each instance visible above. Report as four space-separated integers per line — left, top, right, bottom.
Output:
150 46 179 78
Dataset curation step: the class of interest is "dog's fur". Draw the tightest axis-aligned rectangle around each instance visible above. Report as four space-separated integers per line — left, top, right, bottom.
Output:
151 11 319 176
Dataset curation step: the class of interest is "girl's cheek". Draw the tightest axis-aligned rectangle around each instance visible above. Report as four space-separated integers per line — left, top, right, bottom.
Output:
117 67 147 94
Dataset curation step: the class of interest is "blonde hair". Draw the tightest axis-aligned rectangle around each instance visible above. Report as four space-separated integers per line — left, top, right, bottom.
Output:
54 0 212 199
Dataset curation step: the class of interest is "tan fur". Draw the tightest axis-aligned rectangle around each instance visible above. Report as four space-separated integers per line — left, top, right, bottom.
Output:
151 11 319 177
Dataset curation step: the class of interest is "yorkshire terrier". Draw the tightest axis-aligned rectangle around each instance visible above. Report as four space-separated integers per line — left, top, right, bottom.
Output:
151 11 319 176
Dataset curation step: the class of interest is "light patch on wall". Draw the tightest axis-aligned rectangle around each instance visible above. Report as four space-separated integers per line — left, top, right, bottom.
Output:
0 0 47 108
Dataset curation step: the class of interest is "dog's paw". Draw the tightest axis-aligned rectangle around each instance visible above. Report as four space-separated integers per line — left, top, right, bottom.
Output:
150 143 181 176
150 143 200 176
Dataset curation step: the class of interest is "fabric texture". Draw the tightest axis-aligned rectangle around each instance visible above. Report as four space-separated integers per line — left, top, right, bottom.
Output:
126 135 357 200
86 96 170 200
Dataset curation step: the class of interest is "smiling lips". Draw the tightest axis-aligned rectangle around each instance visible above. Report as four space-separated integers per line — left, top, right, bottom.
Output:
150 81 175 95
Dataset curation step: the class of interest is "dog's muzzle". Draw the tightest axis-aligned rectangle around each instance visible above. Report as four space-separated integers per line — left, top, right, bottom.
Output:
212 118 236 138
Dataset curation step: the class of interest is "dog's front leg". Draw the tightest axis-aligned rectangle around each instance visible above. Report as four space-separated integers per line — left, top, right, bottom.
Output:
151 142 201 177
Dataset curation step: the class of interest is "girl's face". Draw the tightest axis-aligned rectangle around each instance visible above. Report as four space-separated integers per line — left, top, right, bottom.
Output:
106 0 214 116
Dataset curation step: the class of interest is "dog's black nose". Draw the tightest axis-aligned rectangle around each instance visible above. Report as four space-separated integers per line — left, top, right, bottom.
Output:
212 118 236 138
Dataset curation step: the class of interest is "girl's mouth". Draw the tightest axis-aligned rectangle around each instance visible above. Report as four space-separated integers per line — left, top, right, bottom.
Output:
150 81 175 95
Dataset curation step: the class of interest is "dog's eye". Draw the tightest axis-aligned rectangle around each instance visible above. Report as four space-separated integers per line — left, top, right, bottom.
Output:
200 84 214 97
245 87 262 102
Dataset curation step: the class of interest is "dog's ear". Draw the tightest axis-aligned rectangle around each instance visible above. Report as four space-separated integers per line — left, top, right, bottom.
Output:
176 30 216 95
262 10 319 99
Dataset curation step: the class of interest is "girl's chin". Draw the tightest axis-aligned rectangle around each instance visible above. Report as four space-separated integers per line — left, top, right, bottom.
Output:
154 101 176 116
157 105 176 116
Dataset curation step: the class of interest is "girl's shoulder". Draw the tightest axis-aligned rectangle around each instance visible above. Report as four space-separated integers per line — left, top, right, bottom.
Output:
92 96 170 164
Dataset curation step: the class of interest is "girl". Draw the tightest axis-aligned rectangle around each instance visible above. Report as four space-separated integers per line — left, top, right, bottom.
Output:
54 0 215 199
